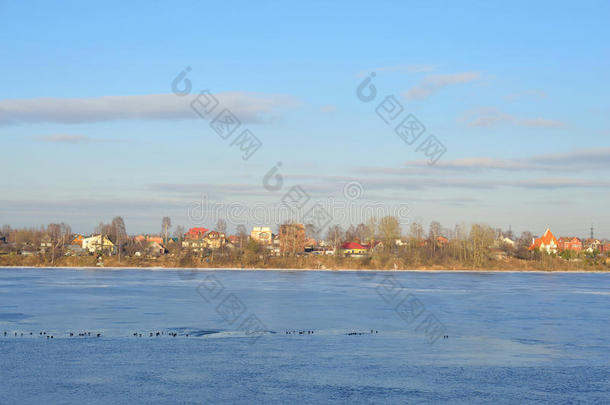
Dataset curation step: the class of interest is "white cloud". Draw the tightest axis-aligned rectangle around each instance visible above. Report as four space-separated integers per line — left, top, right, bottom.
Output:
404 72 480 100
320 105 337 113
33 134 95 143
0 92 299 126
357 64 439 77
504 90 548 101
357 148 610 174
461 107 565 128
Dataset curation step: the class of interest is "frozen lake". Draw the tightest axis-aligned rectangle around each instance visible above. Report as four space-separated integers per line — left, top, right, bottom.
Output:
1 268 609 404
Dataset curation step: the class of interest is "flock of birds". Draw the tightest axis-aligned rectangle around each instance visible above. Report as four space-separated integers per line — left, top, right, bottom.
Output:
3 331 101 339
346 330 379 336
132 331 183 337
1 330 186 339
285 329 381 336
3 329 447 339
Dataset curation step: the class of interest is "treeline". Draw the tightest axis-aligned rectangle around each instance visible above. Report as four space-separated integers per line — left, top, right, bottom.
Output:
1 216 608 271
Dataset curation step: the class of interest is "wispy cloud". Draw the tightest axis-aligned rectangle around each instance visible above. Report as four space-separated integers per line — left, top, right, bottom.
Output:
320 105 337 113
356 149 610 174
461 107 565 128
0 92 299 126
357 64 439 77
404 72 480 100
358 177 610 191
33 134 95 143
504 90 548 101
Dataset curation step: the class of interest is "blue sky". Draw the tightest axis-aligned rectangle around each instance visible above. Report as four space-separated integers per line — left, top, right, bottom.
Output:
1 0 609 238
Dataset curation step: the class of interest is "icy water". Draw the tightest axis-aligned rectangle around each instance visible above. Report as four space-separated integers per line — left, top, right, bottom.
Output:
0 268 609 404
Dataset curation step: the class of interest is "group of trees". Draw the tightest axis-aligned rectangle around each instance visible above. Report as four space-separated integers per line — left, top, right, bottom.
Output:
320 216 546 267
0 216 189 261
3 214 605 269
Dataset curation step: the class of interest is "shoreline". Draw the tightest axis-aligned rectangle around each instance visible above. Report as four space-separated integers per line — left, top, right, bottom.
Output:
1 265 609 273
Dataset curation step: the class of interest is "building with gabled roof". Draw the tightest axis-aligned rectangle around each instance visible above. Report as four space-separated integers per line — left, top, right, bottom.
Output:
529 229 558 254
340 242 368 256
557 237 582 252
185 227 209 240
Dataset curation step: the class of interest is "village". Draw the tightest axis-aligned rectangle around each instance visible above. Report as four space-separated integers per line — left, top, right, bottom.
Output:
1 219 609 269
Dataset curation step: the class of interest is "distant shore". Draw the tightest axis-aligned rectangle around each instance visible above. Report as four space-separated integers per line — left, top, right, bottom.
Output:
2 253 608 272
1 265 609 273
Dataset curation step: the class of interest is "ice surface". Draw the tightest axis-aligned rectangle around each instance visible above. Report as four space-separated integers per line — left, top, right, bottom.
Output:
0 268 609 403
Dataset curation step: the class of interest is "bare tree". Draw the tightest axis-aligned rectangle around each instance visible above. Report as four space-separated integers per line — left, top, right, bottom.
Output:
161 217 172 244
519 231 534 248
325 225 344 249
365 217 378 243
111 217 126 262
173 225 185 241
305 223 319 240
344 224 356 242
236 224 248 249
469 224 495 267
409 221 424 240
428 221 442 240
355 223 367 241
46 223 62 264
215 219 227 235
379 216 400 245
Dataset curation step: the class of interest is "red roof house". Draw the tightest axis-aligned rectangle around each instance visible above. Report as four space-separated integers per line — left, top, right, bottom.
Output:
185 227 209 240
529 229 559 254
340 242 368 255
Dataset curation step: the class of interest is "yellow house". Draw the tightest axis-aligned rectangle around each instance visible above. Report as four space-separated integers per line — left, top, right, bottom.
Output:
340 242 368 256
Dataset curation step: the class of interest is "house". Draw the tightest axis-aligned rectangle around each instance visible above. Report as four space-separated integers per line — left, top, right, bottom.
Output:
204 231 226 250
340 242 368 256
146 241 165 256
182 239 207 252
82 235 115 254
436 236 449 245
529 229 559 254
40 236 53 253
498 236 515 247
65 245 86 256
185 227 209 240
310 247 334 255
134 235 164 244
362 240 383 251
304 237 317 249
279 223 305 255
250 226 273 245
489 247 508 260
584 238 602 253
71 234 84 246
271 234 281 256
558 237 582 252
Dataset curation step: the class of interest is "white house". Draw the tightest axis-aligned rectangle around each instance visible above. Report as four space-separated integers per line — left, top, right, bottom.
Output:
82 235 115 253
